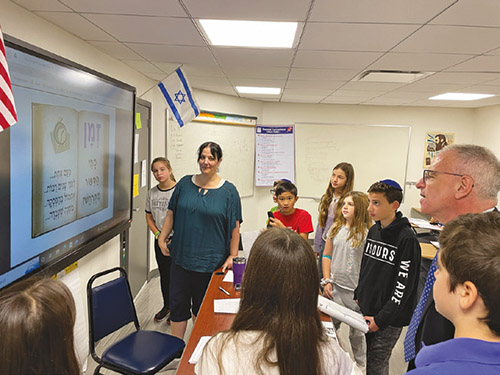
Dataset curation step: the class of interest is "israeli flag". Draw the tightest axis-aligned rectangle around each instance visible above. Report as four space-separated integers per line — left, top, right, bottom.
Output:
158 67 200 127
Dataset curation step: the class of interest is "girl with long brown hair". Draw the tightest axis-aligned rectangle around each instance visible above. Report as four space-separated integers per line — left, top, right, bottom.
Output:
322 191 372 369
0 277 80 375
315 163 355 279
196 228 359 375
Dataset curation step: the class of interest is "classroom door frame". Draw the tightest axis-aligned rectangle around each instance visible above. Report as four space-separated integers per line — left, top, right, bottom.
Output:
125 98 151 297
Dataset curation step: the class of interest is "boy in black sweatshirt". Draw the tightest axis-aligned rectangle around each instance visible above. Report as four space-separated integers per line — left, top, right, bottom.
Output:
354 179 421 375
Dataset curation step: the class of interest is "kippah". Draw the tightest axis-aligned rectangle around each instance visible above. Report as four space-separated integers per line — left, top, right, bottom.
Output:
380 179 403 191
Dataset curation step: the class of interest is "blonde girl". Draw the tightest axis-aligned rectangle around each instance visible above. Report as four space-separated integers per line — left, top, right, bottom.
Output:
321 191 372 368
315 162 354 278
145 157 176 322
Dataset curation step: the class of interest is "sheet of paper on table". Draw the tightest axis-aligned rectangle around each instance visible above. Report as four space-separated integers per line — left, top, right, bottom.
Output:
408 218 442 231
214 298 240 314
223 270 233 283
430 241 440 249
188 336 212 364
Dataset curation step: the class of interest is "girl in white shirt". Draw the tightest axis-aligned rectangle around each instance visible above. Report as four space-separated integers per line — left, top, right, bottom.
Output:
196 228 360 375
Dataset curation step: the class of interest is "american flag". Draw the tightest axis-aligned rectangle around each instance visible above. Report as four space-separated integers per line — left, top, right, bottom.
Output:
0 25 17 131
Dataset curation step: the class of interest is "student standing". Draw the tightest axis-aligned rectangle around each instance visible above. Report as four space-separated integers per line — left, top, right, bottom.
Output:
196 228 361 375
322 191 372 369
407 212 500 374
354 180 421 375
145 157 176 323
268 180 313 240
315 163 354 278
158 142 242 339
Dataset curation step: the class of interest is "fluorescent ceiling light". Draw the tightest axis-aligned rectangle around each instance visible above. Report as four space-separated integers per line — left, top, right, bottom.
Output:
358 70 434 83
199 19 297 48
236 86 281 95
429 93 495 101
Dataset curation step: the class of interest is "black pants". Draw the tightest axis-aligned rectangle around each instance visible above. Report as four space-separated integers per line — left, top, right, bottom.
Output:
154 239 172 310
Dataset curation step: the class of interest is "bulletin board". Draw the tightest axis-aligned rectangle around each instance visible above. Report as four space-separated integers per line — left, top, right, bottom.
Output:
166 114 255 197
294 122 411 198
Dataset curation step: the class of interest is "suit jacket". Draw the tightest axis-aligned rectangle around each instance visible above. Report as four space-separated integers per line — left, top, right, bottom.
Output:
413 206 499 355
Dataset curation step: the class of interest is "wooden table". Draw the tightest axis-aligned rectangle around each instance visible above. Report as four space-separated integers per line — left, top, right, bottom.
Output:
420 242 438 260
176 269 333 375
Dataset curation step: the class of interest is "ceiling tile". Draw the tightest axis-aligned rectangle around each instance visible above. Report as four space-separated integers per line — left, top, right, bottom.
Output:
289 68 358 81
285 80 345 90
367 52 472 72
300 23 419 52
282 88 334 96
153 62 182 74
487 48 500 56
309 0 456 23
60 0 187 17
225 67 290 80
393 25 500 54
12 0 71 11
230 78 285 87
121 60 163 74
213 48 294 68
330 90 386 98
176 64 224 77
182 0 311 21
447 55 500 72
340 82 407 91
321 96 363 104
88 41 142 59
84 14 205 45
189 76 232 87
393 82 468 94
126 44 217 65
420 72 500 84
364 97 419 105
293 50 383 69
195 86 237 96
34 11 114 41
280 94 325 103
431 0 500 27
455 85 500 95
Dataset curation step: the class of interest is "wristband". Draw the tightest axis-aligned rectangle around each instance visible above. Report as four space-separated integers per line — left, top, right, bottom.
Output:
322 254 332 260
154 230 160 239
320 278 333 287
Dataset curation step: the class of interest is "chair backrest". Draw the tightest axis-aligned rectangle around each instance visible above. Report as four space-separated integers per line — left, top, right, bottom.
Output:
87 267 139 343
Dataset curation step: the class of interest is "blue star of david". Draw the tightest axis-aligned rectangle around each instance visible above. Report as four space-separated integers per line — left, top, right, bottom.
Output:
174 90 186 105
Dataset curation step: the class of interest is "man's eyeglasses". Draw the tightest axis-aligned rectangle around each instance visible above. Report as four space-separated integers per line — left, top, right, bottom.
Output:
422 169 468 183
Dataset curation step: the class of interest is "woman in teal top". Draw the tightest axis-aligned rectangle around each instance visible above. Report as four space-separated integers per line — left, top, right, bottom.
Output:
159 141 242 339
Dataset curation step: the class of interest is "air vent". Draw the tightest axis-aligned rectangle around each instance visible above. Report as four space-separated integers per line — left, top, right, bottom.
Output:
357 70 434 83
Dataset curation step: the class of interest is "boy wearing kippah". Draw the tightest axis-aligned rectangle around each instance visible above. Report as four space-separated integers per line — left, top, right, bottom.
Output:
407 212 500 374
354 179 421 375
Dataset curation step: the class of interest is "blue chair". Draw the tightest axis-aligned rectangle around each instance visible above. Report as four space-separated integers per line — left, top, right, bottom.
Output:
87 267 185 375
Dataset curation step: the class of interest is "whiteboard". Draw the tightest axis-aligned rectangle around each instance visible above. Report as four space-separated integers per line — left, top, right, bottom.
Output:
166 117 255 197
295 123 410 198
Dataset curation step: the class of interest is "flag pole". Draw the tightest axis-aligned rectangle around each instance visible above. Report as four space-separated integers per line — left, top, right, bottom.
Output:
137 64 183 99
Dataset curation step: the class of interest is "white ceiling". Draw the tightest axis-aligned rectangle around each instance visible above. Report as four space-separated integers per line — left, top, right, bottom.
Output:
11 0 500 108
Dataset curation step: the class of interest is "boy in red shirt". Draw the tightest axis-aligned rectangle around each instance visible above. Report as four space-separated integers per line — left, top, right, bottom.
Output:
268 180 313 240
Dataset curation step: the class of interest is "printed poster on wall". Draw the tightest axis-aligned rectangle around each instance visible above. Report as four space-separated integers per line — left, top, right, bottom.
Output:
255 125 295 186
423 132 455 167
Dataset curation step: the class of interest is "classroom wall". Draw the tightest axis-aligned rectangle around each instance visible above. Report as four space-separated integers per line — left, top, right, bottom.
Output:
474 105 500 202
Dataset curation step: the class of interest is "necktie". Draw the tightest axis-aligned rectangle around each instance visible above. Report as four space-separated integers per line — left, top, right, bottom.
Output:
403 252 438 362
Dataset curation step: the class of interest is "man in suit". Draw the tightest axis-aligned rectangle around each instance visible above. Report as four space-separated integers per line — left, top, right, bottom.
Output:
404 143 500 369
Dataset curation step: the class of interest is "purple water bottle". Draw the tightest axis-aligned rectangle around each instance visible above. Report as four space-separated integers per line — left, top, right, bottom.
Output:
233 257 246 291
